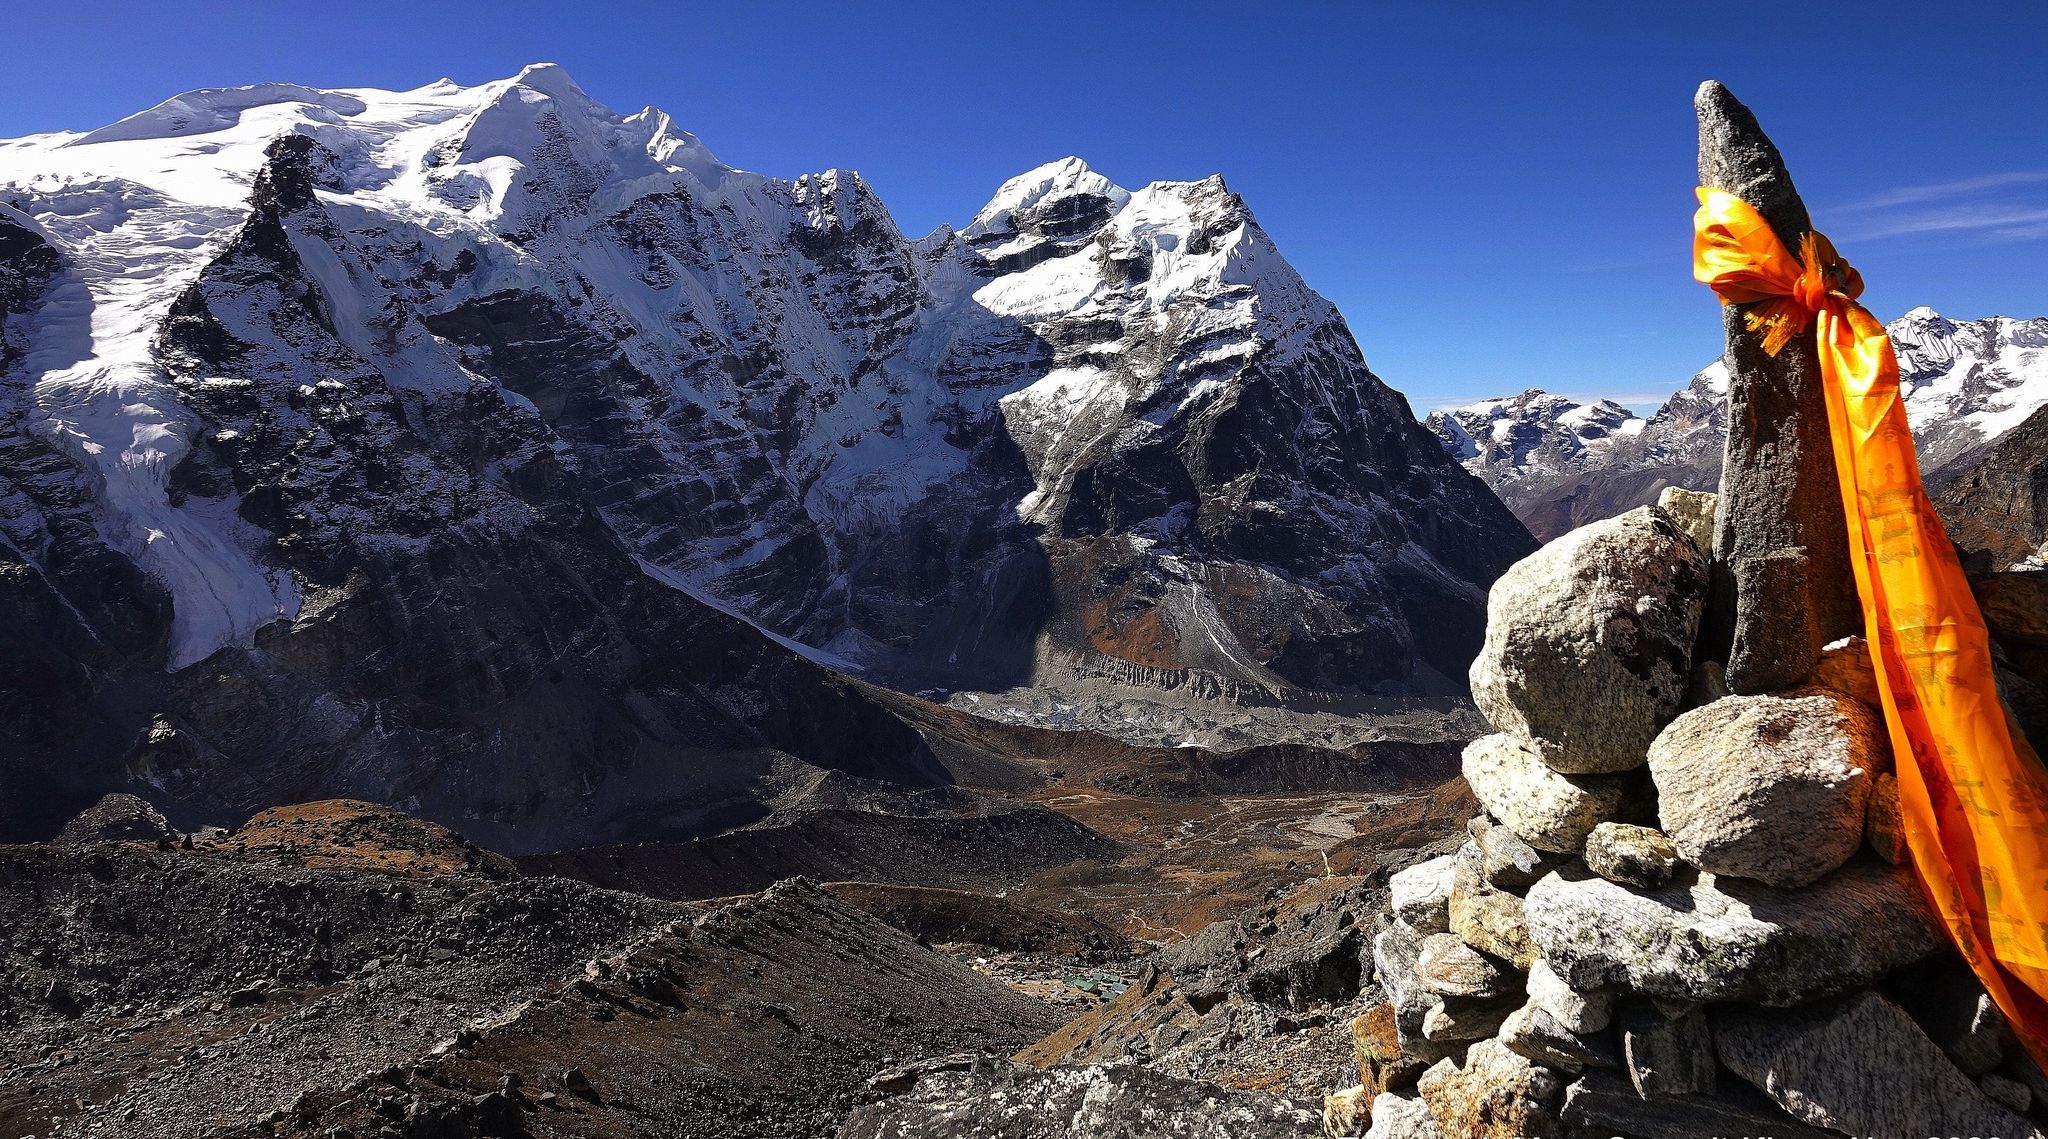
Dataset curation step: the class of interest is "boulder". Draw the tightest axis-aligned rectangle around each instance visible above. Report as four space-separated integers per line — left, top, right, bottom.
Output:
1559 1069 1836 1139
1498 1001 1618 1073
1888 960 2010 1076
1655 486 1716 556
1617 1003 1716 1097
1362 1093 1441 1139
1524 958 1612 1035
1421 995 1519 1044
1693 80 1863 696
1864 770 1904 863
1324 1085 1372 1136
1648 690 1886 887
1163 898 1368 1012
1469 506 1708 775
1389 856 1456 935
1713 991 2043 1139
1416 1039 1564 1139
1373 923 1446 1054
1449 847 1537 969
1581 823 1679 890
1984 1072 2033 1114
1813 636 1880 707
1467 815 1560 890
1523 861 1941 1006
1461 735 1627 854
1352 1004 1427 1097
1414 934 1514 1000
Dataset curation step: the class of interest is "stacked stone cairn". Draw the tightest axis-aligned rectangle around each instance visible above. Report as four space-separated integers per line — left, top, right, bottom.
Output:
1321 489 2048 1138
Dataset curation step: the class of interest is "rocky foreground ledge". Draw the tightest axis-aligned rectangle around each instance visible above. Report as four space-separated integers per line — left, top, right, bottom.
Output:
1328 490 2048 1139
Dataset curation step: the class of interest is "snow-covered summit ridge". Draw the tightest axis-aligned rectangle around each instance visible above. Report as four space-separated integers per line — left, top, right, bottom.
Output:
1425 389 1644 473
0 65 781 666
962 156 1131 239
1428 308 2048 538
5 64 739 217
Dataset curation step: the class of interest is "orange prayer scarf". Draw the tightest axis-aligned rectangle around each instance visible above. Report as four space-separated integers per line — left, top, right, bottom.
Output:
1694 186 2048 1069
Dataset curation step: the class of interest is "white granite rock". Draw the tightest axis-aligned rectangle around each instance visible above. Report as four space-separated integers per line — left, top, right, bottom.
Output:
1523 862 1941 1006
1362 1093 1442 1139
1582 822 1680 889
1499 1000 1618 1073
1656 486 1717 555
1470 506 1707 775
1389 855 1456 935
1448 843 1537 969
1649 690 1886 887
1324 1085 1372 1136
1417 1039 1564 1139
1415 933 1514 1000
1462 734 1627 854
1525 957 1612 1035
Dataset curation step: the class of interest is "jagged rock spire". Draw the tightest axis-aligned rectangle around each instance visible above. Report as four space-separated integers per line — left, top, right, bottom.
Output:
1693 80 1861 694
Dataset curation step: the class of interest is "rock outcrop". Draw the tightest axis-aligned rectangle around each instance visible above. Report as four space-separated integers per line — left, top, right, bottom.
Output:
1693 80 1863 694
0 819 1065 1138
1939 403 2048 570
1523 862 1940 1006
1468 506 1707 774
50 792 179 846
1460 734 1628 854
840 1055 1322 1138
1647 690 1886 887
1715 991 2039 1138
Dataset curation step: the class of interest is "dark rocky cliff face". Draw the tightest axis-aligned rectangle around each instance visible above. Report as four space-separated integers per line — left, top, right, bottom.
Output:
2 137 944 851
1937 402 2048 571
1 210 177 834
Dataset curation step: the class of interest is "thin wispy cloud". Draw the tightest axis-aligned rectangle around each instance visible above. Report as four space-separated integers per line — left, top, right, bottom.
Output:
1830 170 2048 242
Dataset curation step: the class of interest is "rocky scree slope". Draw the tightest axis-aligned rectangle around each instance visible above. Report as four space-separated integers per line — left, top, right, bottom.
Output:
0 797 1066 1138
1427 307 2048 540
5 792 1486 1139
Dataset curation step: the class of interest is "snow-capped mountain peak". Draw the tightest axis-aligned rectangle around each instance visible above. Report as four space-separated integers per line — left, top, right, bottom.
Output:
0 66 1545 840
962 155 1130 240
1425 390 1644 475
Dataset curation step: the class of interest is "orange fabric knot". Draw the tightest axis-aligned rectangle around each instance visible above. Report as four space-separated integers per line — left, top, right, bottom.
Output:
1692 187 1863 357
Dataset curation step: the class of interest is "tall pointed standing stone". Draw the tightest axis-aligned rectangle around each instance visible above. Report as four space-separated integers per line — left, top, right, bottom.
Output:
1693 81 1862 694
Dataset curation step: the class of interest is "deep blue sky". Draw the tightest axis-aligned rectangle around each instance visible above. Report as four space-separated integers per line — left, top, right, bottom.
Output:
3 2 2043 412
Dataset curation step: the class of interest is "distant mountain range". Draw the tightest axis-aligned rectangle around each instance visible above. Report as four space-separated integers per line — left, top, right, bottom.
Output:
1426 308 2048 544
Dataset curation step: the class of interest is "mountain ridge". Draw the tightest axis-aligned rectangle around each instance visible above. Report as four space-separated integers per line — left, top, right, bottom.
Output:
0 66 1529 841
1427 307 2048 540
